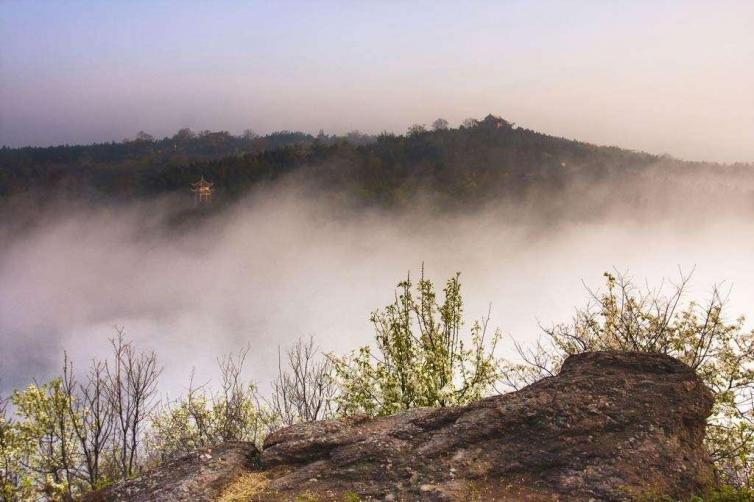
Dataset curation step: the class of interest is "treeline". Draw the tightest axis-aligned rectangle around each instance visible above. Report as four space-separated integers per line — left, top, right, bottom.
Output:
0 128 375 200
3 270 754 499
0 115 659 202
3 114 754 217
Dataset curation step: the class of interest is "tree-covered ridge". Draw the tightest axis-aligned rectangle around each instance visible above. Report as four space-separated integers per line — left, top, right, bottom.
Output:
0 129 320 199
0 115 665 201
3 114 754 224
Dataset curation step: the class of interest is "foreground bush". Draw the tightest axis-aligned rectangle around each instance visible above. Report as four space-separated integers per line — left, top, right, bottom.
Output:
331 271 501 416
146 347 273 462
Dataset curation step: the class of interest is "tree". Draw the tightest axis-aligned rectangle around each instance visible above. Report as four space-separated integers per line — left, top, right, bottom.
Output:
501 271 754 488
269 337 336 427
134 131 154 142
106 329 160 479
0 332 160 500
62 355 113 490
172 128 195 141
332 271 501 416
406 124 427 136
241 129 258 140
345 130 374 146
214 347 263 443
461 118 479 128
431 118 449 131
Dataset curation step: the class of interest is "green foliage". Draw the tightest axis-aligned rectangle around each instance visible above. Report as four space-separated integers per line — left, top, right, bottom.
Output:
146 381 272 462
146 347 274 462
503 271 754 489
147 388 269 461
294 491 320 502
342 491 362 502
1 391 35 501
332 271 500 416
0 334 331 500
10 379 80 499
693 485 754 501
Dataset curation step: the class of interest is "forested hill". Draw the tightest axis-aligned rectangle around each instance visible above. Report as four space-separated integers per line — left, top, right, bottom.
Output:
1 114 751 209
0 128 320 199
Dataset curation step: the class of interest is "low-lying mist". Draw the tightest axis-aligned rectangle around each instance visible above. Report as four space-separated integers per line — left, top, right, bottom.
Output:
3 174 754 398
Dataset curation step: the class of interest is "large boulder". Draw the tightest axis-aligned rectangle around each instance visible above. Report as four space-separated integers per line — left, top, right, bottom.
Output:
258 351 715 501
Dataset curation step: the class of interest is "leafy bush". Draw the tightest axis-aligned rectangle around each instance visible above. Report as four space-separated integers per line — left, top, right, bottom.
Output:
146 347 273 461
695 485 754 501
331 271 500 416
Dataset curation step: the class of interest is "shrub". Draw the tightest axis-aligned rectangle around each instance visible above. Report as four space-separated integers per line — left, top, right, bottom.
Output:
146 347 273 461
331 271 500 416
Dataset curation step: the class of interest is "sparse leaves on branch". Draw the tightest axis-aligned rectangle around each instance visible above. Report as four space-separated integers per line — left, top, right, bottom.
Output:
269 337 336 427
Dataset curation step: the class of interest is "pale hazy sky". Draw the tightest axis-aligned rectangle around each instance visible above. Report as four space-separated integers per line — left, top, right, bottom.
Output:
1 0 752 162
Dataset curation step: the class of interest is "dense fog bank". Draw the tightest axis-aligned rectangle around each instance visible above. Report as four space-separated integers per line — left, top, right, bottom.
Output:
2 177 754 397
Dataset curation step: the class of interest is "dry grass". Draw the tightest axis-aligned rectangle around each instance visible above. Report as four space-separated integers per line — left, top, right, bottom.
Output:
218 472 270 502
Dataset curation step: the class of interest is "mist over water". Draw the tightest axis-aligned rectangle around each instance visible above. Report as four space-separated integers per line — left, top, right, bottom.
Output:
3 178 754 398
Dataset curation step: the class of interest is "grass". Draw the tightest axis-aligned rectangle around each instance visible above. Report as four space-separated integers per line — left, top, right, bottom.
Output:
217 472 269 502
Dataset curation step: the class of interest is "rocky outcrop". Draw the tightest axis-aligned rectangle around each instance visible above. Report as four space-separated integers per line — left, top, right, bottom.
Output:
84 442 258 502
87 351 716 501
259 351 715 501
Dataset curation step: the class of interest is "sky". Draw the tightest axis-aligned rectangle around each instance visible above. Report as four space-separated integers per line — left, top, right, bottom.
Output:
1 0 753 162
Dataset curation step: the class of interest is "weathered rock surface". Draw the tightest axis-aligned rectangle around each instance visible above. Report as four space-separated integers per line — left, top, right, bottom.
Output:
83 441 258 502
259 351 715 501
86 351 716 501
